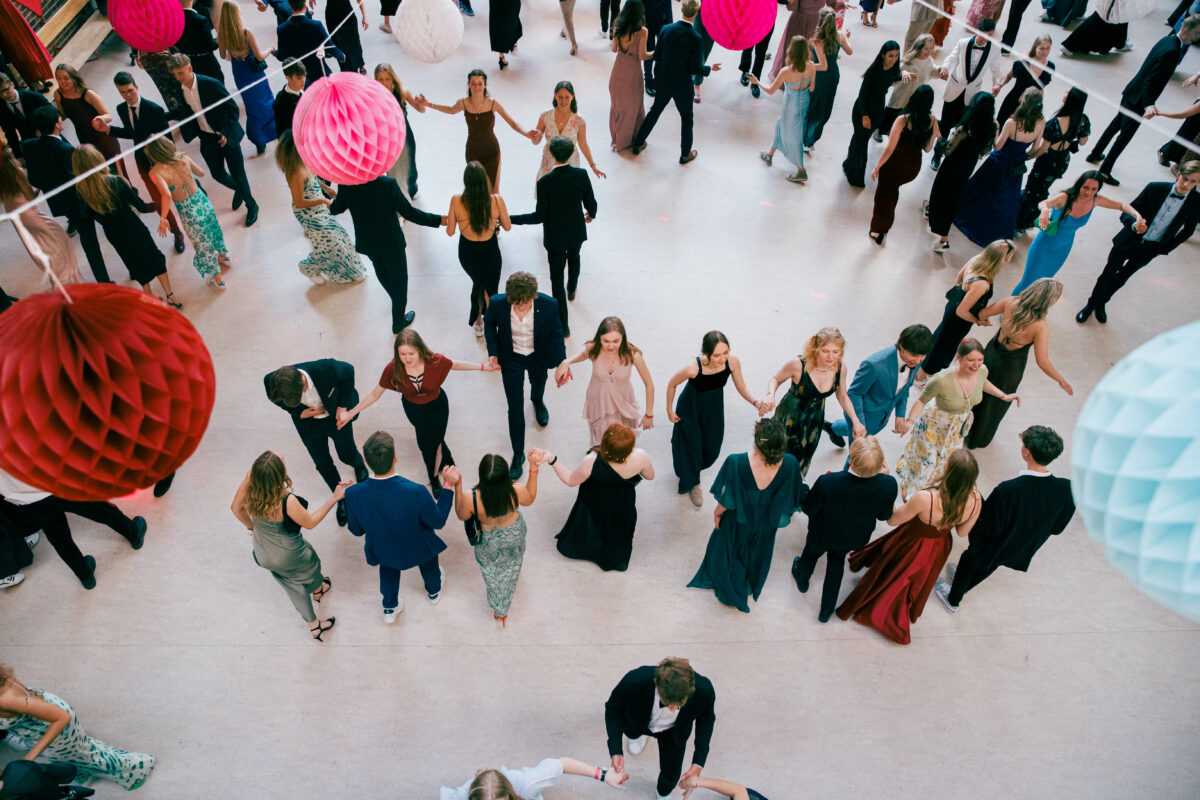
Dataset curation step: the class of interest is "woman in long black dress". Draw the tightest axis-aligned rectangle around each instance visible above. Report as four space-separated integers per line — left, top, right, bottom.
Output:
996 36 1053 125
490 0 524 69
71 145 179 306
804 9 853 148
1061 9 1127 55
1015 88 1090 231
665 331 763 507
546 424 654 572
842 40 907 188
687 419 807 613
446 162 511 336
928 91 996 254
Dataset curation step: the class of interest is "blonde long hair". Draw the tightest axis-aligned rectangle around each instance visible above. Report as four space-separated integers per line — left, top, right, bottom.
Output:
1009 278 1062 332
217 2 250 55
802 326 845 371
964 240 1014 284
244 451 292 519
72 144 117 215
145 136 185 167
904 33 934 66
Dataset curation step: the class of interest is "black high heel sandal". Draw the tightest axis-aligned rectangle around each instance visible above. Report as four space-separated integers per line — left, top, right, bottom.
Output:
310 617 336 641
164 293 182 309
498 56 508 70
312 576 332 603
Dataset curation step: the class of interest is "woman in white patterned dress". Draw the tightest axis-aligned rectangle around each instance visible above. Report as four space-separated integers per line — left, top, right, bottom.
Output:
532 81 607 183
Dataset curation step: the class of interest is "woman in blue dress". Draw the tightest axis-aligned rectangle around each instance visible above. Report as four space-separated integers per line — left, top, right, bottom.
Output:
953 88 1045 246
1011 170 1142 294
752 35 826 184
217 2 277 155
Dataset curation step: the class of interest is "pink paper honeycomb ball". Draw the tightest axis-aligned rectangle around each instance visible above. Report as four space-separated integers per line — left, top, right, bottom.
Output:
293 73 407 186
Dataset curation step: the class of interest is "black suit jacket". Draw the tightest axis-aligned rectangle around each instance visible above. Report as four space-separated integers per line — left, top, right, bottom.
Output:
0 89 51 157
511 164 597 250
19 135 79 218
328 175 440 254
965 474 1074 573
605 665 716 767
277 15 344 82
0 760 79 800
1121 34 1182 109
264 359 360 431
802 469 898 552
108 99 170 171
273 88 301 134
483 293 567 370
177 9 219 56
654 20 711 92
1114 182 1200 255
169 75 244 144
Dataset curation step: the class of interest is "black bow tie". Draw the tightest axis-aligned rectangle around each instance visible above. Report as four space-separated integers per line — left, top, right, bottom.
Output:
658 701 667 708
1170 192 1187 200
900 364 909 372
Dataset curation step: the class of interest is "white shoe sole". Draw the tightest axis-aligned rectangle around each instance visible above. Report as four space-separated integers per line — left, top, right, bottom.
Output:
628 735 647 755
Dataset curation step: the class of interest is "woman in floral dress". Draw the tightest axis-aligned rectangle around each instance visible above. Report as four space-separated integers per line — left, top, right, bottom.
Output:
145 137 229 288
274 131 366 285
532 81 606 183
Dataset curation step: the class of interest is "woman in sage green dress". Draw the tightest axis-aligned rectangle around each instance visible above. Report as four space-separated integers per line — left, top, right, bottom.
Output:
146 137 230 288
453 452 540 626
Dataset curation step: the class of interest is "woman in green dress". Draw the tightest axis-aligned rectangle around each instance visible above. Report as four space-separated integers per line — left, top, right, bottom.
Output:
146 136 230 288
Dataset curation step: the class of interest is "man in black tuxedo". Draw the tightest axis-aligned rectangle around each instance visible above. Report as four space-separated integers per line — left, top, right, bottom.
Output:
168 54 259 226
934 426 1075 612
1086 16 1200 185
95 72 185 253
177 0 226 86
510 137 598 338
273 59 306 135
631 0 720 165
264 359 370 527
329 174 444 334
1077 162 1200 323
642 0 673 94
20 107 109 283
483 272 570 479
793 436 896 622
277 0 345 87
0 72 50 158
605 658 716 800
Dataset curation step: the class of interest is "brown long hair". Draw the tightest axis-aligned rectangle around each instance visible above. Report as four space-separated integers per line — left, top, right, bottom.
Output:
274 129 306 180
461 161 492 235
72 144 118 215
54 63 86 92
245 451 292 518
0 146 32 201
586 316 638 364
391 328 436 388
374 63 407 110
144 136 184 166
930 449 979 528
1009 278 1062 332
1012 87 1044 133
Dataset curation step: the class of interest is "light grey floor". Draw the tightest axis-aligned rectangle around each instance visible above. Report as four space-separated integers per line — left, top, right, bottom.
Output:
2 3 1199 798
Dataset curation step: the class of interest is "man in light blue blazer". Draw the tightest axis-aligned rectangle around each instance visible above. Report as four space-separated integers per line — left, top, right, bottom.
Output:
826 325 933 447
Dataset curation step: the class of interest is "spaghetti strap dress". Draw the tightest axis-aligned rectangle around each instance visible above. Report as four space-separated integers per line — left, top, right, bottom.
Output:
671 357 731 494
293 175 366 283
608 32 647 151
871 123 925 235
86 178 166 286
805 41 840 146
229 49 278 148
921 276 993 376
965 326 1032 449
465 101 501 190
772 359 839 478
953 137 1035 245
1011 203 1093 294
583 359 643 448
170 179 227 280
771 75 811 169
59 93 124 172
472 503 528 617
555 457 643 571
250 494 324 624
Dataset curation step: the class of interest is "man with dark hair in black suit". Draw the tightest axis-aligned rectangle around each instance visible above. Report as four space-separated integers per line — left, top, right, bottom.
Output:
0 71 50 159
328 174 444 335
510 136 598 338
642 0 673 95
484 271 571 479
95 71 185 253
177 0 226 86
277 0 345 87
934 425 1075 612
20 106 110 283
1086 16 1200 185
168 54 259 226
264 359 370 526
631 0 720 164
273 58 307 135
1077 163 1200 323
605 657 717 800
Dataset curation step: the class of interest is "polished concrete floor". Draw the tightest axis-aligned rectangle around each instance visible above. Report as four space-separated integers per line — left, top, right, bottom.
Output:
2 2 1199 798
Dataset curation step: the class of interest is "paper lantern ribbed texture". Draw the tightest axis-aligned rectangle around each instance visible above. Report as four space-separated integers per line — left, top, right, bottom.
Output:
394 0 465 64
293 73 407 186
108 0 185 53
0 285 216 501
1071 322 1200 622
702 0 778 52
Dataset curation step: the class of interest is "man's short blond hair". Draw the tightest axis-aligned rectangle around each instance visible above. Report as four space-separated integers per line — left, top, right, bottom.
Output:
848 436 885 477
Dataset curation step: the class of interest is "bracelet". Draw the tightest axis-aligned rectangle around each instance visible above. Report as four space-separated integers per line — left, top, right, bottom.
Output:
595 767 601 780
529 467 539 474
600 768 607 782
549 456 558 465
644 413 654 418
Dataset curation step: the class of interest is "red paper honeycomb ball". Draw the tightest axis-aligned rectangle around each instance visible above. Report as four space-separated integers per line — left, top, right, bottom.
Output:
293 72 407 186
109 0 185 53
0 285 216 501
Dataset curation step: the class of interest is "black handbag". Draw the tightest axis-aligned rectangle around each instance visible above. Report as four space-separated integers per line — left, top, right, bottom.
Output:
465 492 482 547
247 55 268 72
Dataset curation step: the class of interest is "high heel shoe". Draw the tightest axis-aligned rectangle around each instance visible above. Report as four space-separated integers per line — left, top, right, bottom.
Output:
494 612 507 627
869 232 885 245
312 576 332 603
498 56 508 70
310 617 336 641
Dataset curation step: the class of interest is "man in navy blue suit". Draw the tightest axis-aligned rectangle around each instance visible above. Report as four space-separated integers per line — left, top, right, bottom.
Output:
824 324 933 448
345 431 456 622
484 272 571 480
276 0 345 87
0 72 50 159
631 0 720 164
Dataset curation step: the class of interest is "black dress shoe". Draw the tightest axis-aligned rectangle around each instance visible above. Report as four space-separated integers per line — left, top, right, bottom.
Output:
1158 149 1171 167
645 86 656 97
791 557 810 593
740 72 750 86
1094 305 1107 324
81 555 97 590
750 84 760 98
127 517 147 550
232 190 244 210
631 142 646 155
509 453 525 480
1098 172 1120 186
818 609 834 623
1075 306 1093 323
336 499 348 527
567 288 576 301
355 467 369 483
153 471 176 497
395 310 416 332
534 402 550 426
1086 151 1104 164
245 204 259 227
823 421 846 448
173 233 186 253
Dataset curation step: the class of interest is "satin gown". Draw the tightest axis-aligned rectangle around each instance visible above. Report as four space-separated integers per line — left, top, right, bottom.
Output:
953 137 1035 246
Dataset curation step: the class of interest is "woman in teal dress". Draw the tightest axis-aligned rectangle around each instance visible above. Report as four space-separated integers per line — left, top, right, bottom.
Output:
1011 170 1142 294
688 419 807 613
146 137 230 288
0 664 154 790
805 9 852 146
752 34 825 183
274 131 367 285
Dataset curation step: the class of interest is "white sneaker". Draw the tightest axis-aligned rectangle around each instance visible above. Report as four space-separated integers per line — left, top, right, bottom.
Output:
0 572 24 590
383 606 400 624
933 579 958 614
628 734 647 755
24 532 39 549
427 566 445 604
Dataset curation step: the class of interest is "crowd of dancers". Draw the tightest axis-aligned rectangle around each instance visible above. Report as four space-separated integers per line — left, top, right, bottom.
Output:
1 0 1199 796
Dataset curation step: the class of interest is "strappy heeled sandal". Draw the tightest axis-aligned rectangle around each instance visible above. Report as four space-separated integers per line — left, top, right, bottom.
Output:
312 576 331 603
310 617 336 641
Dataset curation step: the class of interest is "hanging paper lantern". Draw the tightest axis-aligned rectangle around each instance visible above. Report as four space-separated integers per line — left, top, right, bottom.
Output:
293 72 407 186
1072 321 1200 622
0 285 216 501
108 0 185 53
702 0 777 53
394 0 465 64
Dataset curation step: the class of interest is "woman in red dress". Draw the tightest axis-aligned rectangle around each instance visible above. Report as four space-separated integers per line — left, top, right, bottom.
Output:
836 448 982 644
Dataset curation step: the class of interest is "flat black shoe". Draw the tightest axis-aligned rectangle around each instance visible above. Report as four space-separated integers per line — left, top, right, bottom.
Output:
791 557 810 593
818 609 833 623
173 233 185 253
1098 172 1119 186
534 402 549 426
255 143 266 156
823 421 846 448
509 453 525 480
336 499 348 527
631 142 645 156
153 471 176 497
128 517 147 550
355 467 369 483
1094 305 1107 324
562 325 570 338
396 310 416 332
245 205 259 227
1075 306 1093 324
1157 149 1171 167
1085 152 1104 165
81 555 97 590
567 288 576 301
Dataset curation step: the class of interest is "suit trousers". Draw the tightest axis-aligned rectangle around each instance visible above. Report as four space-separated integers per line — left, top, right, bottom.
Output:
1160 105 1200 164
1001 0 1034 47
378 554 441 608
297 418 369 492
647 728 688 797
635 87 694 157
794 539 849 619
739 25 774 79
198 132 256 209
4 497 137 580
501 353 549 455
1091 105 1144 174
1086 238 1161 309
600 0 620 31
842 101 875 187
363 246 411 333
643 22 668 87
946 546 998 605
547 245 581 330
136 163 181 236
939 93 967 142
64 207 110 283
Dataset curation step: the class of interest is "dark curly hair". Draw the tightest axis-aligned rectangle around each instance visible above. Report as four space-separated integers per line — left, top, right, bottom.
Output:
754 419 787 466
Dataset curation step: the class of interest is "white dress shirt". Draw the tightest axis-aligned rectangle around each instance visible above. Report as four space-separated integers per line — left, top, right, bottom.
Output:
896 351 909 396
296 368 329 418
180 78 214 135
511 306 535 356
0 468 51 505
1018 469 1050 478
648 694 682 733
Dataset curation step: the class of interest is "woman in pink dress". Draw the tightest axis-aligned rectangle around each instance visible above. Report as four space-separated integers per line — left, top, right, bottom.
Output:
564 317 656 447
608 2 653 151
966 0 1007 28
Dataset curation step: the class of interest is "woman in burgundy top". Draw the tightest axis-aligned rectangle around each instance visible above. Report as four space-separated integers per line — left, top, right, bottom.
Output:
340 329 499 494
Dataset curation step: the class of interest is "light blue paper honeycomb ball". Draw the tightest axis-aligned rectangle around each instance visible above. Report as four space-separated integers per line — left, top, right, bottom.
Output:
1072 322 1200 622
